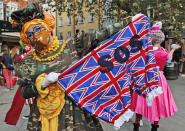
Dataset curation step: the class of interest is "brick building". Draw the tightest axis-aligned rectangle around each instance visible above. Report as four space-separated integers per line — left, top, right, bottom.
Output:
53 0 104 41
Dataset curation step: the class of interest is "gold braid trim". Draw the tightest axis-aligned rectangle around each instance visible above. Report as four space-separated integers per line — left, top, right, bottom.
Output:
32 38 66 62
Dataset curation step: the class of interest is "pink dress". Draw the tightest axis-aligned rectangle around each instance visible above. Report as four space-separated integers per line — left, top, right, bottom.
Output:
130 47 178 121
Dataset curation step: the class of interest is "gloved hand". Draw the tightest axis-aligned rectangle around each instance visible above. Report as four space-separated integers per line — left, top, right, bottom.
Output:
41 72 60 88
132 13 144 22
171 44 181 49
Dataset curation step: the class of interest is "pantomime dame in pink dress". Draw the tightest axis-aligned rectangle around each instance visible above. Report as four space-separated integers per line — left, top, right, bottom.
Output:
131 21 179 131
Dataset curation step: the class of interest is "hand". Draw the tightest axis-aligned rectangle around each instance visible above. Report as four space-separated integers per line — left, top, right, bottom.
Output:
41 72 60 89
171 44 181 50
120 16 132 21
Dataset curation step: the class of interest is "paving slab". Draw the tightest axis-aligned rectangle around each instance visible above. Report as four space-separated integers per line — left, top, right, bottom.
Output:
0 76 184 131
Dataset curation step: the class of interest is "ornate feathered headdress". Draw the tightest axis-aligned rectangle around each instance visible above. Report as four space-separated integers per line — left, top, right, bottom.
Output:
11 3 55 45
11 3 44 29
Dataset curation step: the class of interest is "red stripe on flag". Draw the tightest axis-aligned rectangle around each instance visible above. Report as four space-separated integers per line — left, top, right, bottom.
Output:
129 23 137 35
139 29 150 37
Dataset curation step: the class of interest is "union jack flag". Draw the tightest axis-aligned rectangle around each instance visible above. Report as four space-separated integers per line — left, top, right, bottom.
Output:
58 15 159 124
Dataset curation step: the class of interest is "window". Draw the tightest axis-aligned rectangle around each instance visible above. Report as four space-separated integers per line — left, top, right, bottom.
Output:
89 29 94 32
59 17 63 27
58 32 63 40
78 0 82 3
67 31 72 38
76 29 80 34
88 12 94 23
89 0 93 3
78 14 84 24
67 16 72 25
67 2 72 9
78 0 83 6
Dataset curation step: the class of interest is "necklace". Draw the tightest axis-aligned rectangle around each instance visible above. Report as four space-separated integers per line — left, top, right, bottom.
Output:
32 37 66 62
38 37 59 55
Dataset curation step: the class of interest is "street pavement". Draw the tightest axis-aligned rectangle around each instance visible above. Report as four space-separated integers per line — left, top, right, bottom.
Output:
0 76 185 131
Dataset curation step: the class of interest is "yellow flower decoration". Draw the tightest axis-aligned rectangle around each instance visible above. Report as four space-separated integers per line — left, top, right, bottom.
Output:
10 19 19 27
32 37 66 62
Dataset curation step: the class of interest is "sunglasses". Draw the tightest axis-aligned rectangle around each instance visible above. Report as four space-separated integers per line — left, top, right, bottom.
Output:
26 25 43 40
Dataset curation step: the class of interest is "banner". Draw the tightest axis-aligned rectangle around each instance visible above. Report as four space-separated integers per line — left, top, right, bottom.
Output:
58 15 159 125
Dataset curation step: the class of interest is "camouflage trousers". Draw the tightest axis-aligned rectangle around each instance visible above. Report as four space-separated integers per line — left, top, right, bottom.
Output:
27 96 103 131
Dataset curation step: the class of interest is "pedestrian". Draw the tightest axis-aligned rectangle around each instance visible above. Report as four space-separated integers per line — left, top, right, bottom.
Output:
0 53 5 86
5 46 33 125
171 39 182 63
131 21 179 131
13 49 20 76
1 49 14 91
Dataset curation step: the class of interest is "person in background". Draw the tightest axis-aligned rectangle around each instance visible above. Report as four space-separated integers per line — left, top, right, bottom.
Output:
171 39 182 63
1 49 14 91
13 49 20 76
5 46 33 125
0 52 5 87
131 21 179 131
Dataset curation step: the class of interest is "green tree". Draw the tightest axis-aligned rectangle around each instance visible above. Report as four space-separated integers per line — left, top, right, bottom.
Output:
114 0 185 37
41 0 185 37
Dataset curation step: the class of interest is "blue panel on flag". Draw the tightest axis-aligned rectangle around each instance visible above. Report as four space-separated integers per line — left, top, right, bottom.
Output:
86 90 106 104
97 51 113 57
117 79 129 90
86 84 106 97
134 58 145 68
72 70 92 84
75 76 96 90
84 105 93 112
96 73 110 83
120 27 133 39
105 85 118 97
71 90 86 102
68 63 84 74
134 22 146 34
141 39 148 48
146 72 155 81
115 100 123 110
122 96 130 107
58 77 72 89
85 57 99 68
111 65 125 77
